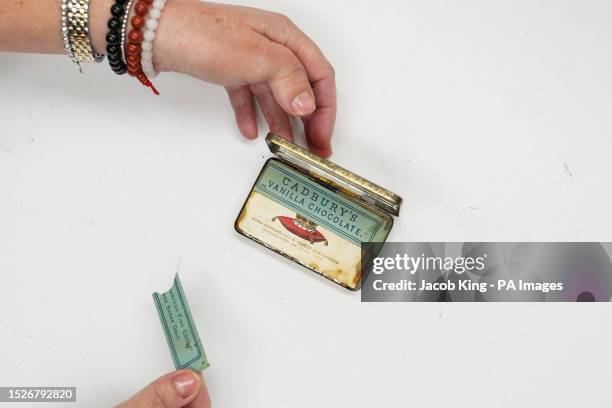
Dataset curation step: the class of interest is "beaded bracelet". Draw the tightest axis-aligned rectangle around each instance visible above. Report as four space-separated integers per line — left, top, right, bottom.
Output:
121 0 137 65
61 0 105 70
141 0 167 79
126 0 159 94
105 0 130 75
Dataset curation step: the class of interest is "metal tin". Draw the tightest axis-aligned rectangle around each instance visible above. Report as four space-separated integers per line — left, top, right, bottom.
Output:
235 133 403 290
266 134 403 216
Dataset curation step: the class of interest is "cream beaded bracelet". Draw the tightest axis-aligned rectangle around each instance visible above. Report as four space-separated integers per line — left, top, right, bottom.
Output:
141 0 167 79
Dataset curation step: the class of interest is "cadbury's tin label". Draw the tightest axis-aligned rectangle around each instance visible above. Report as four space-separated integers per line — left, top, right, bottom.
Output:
236 159 392 289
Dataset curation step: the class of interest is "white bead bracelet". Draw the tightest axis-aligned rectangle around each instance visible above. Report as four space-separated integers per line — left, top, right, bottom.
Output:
141 0 167 79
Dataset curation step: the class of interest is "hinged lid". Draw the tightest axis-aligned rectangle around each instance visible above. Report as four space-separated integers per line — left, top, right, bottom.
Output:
266 133 403 216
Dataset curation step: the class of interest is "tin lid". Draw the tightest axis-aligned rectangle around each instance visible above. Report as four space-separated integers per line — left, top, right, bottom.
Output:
266 133 403 216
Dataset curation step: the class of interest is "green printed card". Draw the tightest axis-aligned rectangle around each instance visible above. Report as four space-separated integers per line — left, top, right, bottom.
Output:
153 275 209 371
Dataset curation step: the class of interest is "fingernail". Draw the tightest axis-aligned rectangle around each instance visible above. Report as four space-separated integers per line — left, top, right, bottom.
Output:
292 92 315 115
173 372 198 397
311 139 330 149
320 146 333 157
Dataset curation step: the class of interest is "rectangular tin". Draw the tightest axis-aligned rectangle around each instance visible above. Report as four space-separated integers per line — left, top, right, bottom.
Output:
235 134 402 290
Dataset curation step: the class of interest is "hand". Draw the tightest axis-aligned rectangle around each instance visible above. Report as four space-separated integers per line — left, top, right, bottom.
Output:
2 2 336 154
116 369 211 408
152 1 337 157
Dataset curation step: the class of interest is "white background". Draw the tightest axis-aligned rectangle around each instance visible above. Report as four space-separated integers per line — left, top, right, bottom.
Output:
1 0 612 406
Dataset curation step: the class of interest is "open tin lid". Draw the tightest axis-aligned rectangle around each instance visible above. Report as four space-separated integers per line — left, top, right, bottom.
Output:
266 133 403 216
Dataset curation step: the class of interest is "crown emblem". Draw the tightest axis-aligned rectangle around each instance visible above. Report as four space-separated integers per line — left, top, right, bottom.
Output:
293 214 318 232
272 213 328 245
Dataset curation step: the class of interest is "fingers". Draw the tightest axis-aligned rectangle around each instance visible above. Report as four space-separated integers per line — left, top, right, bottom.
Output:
117 370 206 408
250 82 293 142
302 74 336 157
251 12 337 154
256 42 316 118
253 11 333 86
226 86 258 139
239 36 315 118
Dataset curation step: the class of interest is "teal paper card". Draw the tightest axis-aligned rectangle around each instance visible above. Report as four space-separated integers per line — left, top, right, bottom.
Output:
153 275 209 371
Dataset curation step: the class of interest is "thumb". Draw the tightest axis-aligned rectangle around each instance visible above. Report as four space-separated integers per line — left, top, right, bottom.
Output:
118 370 202 408
260 42 316 117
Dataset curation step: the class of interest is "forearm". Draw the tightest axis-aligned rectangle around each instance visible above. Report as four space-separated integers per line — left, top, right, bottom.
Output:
0 0 112 55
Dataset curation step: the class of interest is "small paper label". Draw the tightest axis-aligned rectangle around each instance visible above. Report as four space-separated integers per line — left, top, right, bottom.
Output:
153 275 209 371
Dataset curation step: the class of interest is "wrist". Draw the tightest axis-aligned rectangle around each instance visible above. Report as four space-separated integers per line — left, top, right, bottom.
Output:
90 0 176 73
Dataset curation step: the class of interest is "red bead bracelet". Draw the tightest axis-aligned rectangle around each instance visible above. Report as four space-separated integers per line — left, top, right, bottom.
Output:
126 0 159 95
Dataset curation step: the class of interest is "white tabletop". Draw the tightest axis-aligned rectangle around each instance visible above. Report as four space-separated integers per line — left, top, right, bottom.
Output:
1 0 611 406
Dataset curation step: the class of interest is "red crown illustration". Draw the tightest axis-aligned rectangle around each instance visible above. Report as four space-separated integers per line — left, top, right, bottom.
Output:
272 213 328 245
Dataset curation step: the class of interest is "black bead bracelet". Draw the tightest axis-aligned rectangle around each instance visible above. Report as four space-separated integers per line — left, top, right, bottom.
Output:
106 0 130 75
